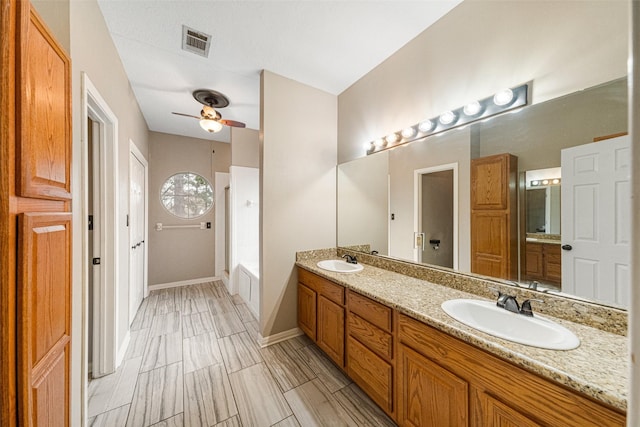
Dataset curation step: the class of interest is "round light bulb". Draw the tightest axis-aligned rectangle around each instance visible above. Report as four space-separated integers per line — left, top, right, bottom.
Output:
418 120 434 133
439 111 457 125
552 178 560 184
531 180 539 186
373 138 385 148
542 179 549 185
199 118 223 133
463 101 482 116
385 133 400 145
493 88 514 106
364 142 374 152
401 127 416 139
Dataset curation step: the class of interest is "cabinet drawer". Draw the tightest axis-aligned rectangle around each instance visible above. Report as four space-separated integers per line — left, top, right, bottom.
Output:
347 291 392 332
347 336 393 414
348 312 393 361
299 268 344 305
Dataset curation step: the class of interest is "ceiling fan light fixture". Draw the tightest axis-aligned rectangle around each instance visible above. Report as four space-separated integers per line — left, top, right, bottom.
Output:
199 118 223 133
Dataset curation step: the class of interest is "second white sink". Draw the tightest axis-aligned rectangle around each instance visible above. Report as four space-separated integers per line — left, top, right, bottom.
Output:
441 299 580 350
317 259 363 273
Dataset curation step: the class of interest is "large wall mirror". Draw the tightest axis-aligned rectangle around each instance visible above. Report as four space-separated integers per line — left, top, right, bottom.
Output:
337 77 628 309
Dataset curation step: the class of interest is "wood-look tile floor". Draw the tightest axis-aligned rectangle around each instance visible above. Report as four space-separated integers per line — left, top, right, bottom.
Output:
88 281 397 427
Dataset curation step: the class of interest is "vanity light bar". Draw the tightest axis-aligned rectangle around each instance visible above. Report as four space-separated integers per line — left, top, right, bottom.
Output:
530 178 561 187
365 83 529 155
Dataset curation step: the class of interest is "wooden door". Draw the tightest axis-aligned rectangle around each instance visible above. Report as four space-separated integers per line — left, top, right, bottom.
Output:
297 283 316 340
399 344 469 427
6 2 73 426
18 213 72 426
316 295 345 366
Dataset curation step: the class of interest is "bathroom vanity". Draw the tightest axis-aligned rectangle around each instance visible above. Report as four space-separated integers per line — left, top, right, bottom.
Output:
296 253 626 426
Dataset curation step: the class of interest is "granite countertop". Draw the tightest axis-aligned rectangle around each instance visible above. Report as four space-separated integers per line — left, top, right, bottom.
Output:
526 237 562 245
296 257 628 412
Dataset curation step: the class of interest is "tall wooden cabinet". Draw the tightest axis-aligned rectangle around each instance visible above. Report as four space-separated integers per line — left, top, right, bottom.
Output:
470 153 518 280
1 0 72 425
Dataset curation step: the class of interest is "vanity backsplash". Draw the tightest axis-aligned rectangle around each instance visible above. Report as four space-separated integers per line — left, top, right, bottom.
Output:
297 248 627 336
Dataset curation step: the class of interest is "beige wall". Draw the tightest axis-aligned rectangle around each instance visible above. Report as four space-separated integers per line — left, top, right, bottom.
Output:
32 0 70 52
337 151 388 254
148 131 230 285
338 0 628 164
65 0 150 423
231 127 260 168
260 70 337 337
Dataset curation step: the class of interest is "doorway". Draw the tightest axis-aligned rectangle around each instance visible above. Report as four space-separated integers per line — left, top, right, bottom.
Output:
414 163 458 269
129 142 148 323
82 73 119 387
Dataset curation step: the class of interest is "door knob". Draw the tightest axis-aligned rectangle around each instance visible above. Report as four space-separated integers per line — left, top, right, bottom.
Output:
561 244 572 251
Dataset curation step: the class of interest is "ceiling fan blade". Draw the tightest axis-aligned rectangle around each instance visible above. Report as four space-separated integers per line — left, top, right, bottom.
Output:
172 112 201 119
220 119 246 128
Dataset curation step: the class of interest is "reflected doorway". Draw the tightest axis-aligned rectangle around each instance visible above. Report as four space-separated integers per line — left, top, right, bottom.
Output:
414 164 458 269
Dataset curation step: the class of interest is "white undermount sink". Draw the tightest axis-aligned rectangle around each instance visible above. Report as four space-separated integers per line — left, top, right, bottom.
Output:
317 259 363 273
441 299 580 350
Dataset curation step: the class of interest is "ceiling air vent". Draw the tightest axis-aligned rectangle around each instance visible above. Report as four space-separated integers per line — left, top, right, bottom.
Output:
182 25 211 58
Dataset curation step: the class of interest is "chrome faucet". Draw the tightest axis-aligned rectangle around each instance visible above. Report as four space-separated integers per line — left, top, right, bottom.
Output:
496 293 520 314
528 281 540 291
342 254 358 264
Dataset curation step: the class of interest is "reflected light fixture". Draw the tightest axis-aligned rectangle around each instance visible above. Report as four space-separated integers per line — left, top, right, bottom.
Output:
199 118 223 133
365 83 529 155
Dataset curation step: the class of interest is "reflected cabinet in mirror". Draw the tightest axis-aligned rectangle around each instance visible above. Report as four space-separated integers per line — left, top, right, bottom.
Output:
337 78 629 309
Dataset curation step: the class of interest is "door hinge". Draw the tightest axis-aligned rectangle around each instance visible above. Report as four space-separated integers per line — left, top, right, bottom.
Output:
88 215 93 231
92 258 101 265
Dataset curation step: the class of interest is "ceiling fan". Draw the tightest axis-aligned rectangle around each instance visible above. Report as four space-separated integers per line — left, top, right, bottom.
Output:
172 89 246 133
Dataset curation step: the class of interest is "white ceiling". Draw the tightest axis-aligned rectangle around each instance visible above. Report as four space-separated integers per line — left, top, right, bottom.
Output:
97 0 462 142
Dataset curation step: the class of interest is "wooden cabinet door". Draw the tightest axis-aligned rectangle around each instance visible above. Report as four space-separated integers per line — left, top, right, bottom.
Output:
471 211 509 278
298 283 317 340
17 3 71 200
479 392 543 427
17 212 72 427
471 154 510 210
525 243 544 280
544 244 562 284
317 295 345 367
399 344 468 427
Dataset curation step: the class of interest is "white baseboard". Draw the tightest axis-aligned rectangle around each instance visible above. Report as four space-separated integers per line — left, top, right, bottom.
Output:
257 327 303 348
149 276 219 291
116 330 130 367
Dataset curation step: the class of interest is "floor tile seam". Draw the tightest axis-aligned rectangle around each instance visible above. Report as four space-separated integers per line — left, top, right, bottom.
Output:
262 345 319 395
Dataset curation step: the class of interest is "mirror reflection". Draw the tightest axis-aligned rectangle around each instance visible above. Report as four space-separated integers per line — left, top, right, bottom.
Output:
337 78 628 308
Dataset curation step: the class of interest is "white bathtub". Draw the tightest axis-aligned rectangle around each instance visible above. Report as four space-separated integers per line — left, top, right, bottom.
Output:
238 263 259 318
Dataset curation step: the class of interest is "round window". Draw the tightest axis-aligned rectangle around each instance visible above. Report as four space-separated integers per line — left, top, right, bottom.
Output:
160 172 214 219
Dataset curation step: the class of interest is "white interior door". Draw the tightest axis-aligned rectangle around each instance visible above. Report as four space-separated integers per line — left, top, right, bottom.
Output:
129 150 146 322
561 135 631 307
